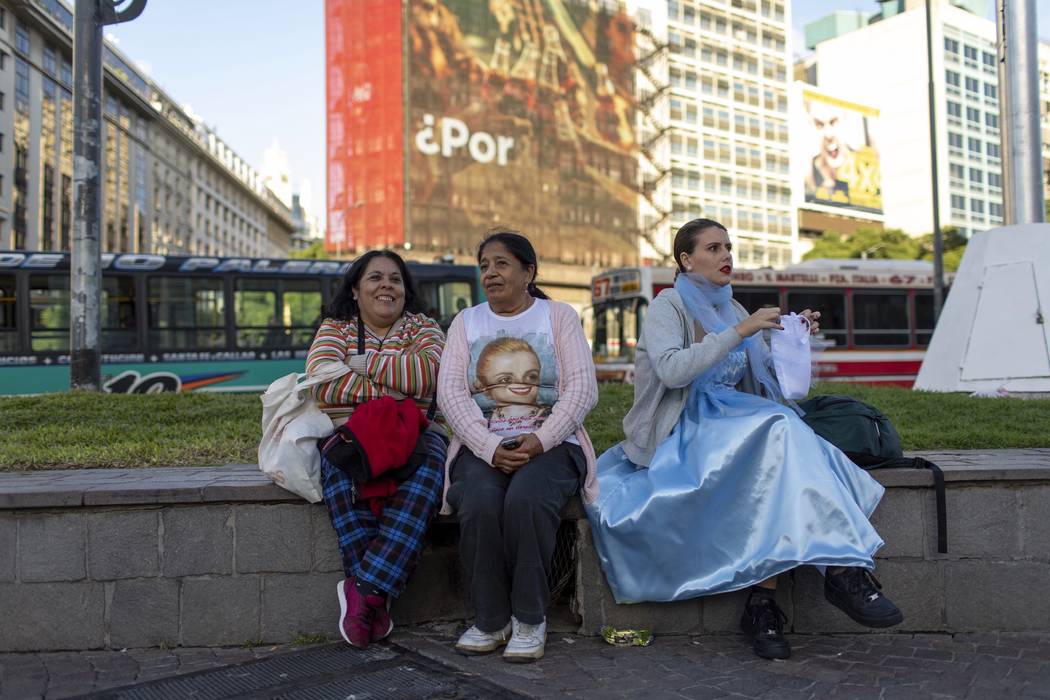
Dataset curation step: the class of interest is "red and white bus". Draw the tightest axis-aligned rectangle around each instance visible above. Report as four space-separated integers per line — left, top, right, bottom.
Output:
586 259 949 387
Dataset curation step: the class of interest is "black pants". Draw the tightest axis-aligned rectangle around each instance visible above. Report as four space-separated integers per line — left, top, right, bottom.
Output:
447 443 585 631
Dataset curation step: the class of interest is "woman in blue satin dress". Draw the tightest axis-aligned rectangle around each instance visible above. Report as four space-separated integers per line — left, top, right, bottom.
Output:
586 218 903 660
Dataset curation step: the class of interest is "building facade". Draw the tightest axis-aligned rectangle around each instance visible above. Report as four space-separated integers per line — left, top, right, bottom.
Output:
0 0 296 257
809 0 1049 238
664 0 797 268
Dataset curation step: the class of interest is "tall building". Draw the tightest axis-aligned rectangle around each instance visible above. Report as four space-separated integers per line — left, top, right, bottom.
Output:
663 0 796 267
807 0 1050 238
0 0 296 256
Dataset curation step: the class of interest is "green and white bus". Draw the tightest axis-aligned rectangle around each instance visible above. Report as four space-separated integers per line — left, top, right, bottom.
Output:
0 251 480 395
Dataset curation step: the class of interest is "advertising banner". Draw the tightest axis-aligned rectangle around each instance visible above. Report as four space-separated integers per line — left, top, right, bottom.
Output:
406 0 641 265
795 87 882 214
325 0 405 253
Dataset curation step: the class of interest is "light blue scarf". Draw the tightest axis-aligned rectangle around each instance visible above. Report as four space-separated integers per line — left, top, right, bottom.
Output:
673 273 797 411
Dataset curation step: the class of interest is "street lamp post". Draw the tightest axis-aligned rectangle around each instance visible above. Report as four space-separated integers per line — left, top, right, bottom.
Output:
70 0 147 390
996 0 1046 225
924 0 945 321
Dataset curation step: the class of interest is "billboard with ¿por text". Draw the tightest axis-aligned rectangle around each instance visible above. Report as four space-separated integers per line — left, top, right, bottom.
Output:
407 0 641 266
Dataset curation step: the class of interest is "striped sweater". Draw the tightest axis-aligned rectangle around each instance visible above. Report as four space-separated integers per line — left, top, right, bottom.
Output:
306 312 445 426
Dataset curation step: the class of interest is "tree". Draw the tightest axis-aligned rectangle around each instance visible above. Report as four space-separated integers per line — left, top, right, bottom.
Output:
289 240 328 260
803 226 968 272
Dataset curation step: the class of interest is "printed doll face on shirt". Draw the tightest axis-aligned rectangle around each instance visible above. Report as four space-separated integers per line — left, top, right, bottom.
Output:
474 338 541 407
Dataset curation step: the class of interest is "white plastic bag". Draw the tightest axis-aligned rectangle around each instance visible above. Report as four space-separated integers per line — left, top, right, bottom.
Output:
770 313 812 400
258 362 351 502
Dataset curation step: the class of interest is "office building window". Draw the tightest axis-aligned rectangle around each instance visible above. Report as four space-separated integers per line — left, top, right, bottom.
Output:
967 137 982 155
946 101 961 118
985 112 998 129
986 142 1000 159
945 70 960 87
963 45 978 62
15 22 28 53
982 51 995 69
949 163 964 180
990 202 1003 219
42 47 56 76
964 76 979 94
950 194 966 212
944 37 959 53
969 168 983 184
966 107 980 125
14 59 28 110
948 132 963 149
984 83 997 99
988 172 1001 189
970 199 984 214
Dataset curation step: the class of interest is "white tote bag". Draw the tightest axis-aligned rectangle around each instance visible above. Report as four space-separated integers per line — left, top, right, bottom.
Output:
770 313 812 400
258 362 351 502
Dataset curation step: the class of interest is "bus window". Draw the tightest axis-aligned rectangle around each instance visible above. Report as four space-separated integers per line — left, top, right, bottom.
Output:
29 274 70 352
235 280 279 348
914 291 934 346
282 280 323 347
786 290 846 347
148 276 226 349
235 279 322 349
734 288 779 312
101 276 138 352
0 274 17 353
853 291 910 347
594 299 641 362
435 281 473 328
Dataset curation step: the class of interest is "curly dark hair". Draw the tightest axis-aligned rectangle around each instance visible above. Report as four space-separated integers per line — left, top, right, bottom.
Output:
324 250 424 321
477 228 550 300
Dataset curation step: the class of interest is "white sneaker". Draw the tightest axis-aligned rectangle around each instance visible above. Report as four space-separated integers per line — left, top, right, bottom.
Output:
454 621 512 655
502 616 546 663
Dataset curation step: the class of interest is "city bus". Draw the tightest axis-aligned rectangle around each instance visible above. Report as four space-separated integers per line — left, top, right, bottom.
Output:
0 251 480 395
588 259 949 386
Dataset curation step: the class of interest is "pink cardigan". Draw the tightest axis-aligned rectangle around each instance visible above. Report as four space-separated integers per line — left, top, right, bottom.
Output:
436 300 599 514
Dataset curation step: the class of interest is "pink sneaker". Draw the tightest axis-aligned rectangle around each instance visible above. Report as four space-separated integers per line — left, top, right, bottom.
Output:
336 578 374 649
368 594 393 641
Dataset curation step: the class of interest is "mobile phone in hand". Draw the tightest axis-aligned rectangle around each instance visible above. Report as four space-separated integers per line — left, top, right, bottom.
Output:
501 437 522 450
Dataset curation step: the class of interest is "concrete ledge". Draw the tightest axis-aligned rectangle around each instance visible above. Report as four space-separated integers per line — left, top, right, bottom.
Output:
0 450 1048 651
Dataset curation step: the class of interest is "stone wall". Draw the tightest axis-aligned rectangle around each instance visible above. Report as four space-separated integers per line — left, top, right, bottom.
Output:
573 451 1050 636
1 450 1048 652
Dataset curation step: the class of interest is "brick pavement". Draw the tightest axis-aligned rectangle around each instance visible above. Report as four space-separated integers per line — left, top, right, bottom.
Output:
2 629 1048 699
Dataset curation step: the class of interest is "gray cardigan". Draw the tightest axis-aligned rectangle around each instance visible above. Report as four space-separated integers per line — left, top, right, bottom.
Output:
621 288 770 467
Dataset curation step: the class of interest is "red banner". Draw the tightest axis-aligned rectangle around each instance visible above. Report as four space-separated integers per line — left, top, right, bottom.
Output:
325 0 405 253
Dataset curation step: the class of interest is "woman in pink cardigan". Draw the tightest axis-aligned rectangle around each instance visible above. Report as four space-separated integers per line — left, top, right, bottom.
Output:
437 230 599 663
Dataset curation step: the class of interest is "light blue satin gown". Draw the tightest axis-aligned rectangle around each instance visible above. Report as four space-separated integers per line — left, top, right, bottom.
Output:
586 349 886 604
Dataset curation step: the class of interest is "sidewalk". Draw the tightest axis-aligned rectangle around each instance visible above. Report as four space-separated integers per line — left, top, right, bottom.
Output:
2 627 1048 699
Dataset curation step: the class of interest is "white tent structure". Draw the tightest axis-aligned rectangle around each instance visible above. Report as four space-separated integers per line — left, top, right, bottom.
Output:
915 223 1050 393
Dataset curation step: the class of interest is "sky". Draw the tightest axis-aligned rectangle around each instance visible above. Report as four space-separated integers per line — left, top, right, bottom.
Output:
106 1 1049 227
107 1 325 215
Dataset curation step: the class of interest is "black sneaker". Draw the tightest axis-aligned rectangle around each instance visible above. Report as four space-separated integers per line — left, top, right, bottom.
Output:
740 590 790 660
824 568 904 628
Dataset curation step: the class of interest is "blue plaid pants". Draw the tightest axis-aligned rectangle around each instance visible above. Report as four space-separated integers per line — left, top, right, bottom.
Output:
320 429 445 597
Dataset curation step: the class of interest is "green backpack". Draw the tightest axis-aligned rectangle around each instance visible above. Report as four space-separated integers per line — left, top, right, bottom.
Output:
797 395 902 466
798 394 947 553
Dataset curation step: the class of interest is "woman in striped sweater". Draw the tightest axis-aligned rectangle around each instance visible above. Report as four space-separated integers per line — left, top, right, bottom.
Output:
438 231 599 663
306 250 446 651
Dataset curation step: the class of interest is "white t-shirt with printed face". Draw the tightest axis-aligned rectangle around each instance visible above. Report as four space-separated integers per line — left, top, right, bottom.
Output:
461 299 578 444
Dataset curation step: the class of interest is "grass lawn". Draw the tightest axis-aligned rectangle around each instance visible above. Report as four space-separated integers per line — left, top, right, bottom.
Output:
1 383 1048 471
